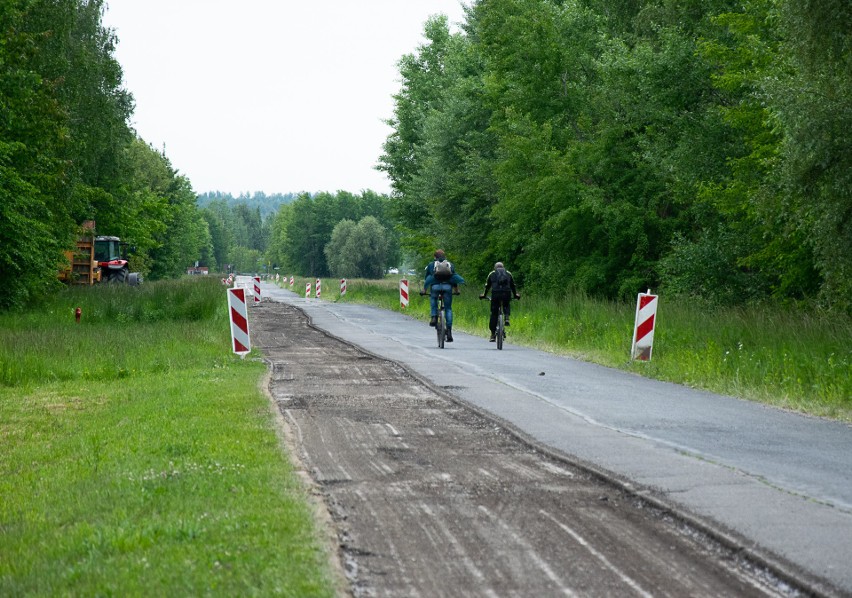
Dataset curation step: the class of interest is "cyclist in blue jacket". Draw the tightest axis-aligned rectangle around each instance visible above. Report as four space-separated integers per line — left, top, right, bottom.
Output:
421 249 464 342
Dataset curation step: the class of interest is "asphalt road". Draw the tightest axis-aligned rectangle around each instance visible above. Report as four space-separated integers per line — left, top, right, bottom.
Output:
259 283 852 594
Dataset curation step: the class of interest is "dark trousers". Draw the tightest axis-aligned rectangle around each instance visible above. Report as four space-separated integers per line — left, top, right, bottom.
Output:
489 295 511 333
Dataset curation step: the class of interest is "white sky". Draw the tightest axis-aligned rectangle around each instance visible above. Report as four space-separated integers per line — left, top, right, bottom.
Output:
101 1 469 196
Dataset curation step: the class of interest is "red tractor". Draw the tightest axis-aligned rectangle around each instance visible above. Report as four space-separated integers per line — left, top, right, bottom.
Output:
94 235 142 285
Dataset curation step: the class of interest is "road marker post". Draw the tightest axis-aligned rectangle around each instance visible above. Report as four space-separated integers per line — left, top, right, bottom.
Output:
305 282 311 299
631 290 658 361
253 276 262 304
340 278 347 296
400 279 409 308
316 278 322 298
290 276 294 287
227 287 251 357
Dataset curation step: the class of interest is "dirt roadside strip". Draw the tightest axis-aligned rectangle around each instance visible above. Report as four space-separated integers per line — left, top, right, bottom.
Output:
252 300 838 597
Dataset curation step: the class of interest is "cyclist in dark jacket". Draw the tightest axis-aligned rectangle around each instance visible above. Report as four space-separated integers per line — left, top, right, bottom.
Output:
479 262 520 341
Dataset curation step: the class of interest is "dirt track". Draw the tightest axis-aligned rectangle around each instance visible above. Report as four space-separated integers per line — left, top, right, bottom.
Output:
254 302 803 597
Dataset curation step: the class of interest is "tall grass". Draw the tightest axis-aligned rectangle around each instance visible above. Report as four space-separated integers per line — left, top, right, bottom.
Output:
291 276 851 421
0 278 336 596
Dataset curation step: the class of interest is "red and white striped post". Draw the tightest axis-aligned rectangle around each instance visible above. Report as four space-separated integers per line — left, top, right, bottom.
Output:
289 276 294 287
253 276 262 304
400 279 409 308
315 278 322 298
227 287 251 357
631 290 658 361
305 282 311 299
340 278 347 296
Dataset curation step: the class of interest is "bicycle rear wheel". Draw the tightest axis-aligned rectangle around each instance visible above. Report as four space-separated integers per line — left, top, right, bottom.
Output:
496 311 504 350
437 309 445 349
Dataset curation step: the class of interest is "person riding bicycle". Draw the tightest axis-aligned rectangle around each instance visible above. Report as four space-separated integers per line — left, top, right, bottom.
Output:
421 249 464 342
479 262 520 342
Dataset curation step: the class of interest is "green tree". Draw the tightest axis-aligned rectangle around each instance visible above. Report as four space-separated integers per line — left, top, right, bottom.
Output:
771 0 852 310
351 216 391 278
325 217 390 279
0 1 71 309
200 207 228 271
325 219 358 277
380 16 457 258
148 175 210 279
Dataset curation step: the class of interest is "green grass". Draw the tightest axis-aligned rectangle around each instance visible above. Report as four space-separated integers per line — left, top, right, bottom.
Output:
284 276 851 422
0 278 337 597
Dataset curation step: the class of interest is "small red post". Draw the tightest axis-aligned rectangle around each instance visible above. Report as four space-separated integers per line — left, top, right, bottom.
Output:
75 307 82 323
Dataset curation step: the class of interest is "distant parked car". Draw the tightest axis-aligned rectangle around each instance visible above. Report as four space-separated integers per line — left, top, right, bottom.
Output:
388 267 399 274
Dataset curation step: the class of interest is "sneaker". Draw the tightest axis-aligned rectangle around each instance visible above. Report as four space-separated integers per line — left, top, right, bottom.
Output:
489 334 496 342
429 316 437 327
446 328 454 342
504 318 510 326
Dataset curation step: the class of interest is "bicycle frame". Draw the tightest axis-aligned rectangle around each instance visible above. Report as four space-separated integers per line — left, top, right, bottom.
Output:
482 295 508 350
425 283 452 349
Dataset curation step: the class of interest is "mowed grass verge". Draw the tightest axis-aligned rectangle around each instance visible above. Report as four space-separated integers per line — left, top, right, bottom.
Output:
0 279 337 597
281 276 851 422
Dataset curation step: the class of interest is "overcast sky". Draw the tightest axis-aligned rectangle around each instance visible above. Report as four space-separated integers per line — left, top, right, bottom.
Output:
101 1 469 196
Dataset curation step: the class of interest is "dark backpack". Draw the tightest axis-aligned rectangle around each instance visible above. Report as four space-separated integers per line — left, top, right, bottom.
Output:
434 259 452 281
493 268 511 292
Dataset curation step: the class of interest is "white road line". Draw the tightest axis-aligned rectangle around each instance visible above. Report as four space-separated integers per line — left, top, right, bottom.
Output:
539 509 653 598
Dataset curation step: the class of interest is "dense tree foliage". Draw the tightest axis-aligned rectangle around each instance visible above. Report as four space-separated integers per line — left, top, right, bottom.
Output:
0 0 211 309
6 0 847 312
380 0 851 312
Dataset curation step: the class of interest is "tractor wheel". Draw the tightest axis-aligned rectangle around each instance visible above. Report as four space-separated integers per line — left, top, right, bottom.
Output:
108 268 128 283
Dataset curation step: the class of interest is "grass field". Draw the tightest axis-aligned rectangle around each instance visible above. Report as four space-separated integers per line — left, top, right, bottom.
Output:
0 279 337 596
280 275 851 422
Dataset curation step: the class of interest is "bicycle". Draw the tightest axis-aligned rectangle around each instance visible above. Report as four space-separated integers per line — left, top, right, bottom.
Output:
480 294 519 350
421 283 454 348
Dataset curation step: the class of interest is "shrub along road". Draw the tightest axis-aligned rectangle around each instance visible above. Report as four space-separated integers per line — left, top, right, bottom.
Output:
252 288 851 597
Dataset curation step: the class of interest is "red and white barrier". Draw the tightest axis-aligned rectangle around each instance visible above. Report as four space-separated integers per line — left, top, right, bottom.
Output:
400 279 409 308
315 278 322 298
289 276 294 287
305 282 311 299
632 290 658 361
340 278 347 296
253 276 262 304
227 287 251 357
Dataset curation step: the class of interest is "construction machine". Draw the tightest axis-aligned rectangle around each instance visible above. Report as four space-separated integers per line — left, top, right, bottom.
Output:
59 221 142 285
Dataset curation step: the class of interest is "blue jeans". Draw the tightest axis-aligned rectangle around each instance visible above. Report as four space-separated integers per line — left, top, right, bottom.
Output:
429 283 454 327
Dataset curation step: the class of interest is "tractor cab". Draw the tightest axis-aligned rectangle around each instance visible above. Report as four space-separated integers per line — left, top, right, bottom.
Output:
94 236 123 263
94 235 129 282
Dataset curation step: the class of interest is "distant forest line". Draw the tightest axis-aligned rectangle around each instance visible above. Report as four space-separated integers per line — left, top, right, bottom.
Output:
196 192 298 221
